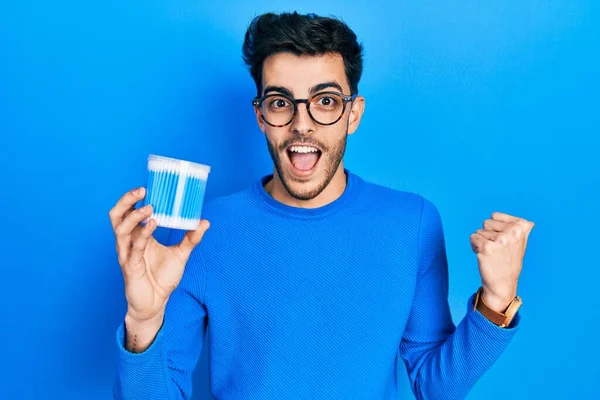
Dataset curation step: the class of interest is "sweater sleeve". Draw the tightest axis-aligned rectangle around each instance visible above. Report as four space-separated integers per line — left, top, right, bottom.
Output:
113 229 208 400
399 198 521 400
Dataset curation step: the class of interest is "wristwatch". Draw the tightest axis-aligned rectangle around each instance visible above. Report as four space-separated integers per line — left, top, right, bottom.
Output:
473 287 522 328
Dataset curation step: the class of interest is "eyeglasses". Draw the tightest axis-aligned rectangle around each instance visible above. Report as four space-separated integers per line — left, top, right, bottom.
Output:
252 91 358 127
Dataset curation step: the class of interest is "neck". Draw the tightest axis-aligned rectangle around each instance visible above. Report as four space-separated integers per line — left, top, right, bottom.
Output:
264 163 347 209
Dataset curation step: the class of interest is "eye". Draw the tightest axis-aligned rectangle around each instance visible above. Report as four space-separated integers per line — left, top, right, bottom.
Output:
312 93 342 109
269 98 291 109
318 96 336 106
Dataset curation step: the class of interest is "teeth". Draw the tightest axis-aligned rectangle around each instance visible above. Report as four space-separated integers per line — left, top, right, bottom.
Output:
289 145 319 153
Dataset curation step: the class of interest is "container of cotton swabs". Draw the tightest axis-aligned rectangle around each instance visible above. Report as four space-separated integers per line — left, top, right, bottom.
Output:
143 154 211 230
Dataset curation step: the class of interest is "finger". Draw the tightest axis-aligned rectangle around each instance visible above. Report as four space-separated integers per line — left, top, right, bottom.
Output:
115 205 153 262
122 222 146 267
176 220 211 258
130 220 145 245
483 219 507 232
470 232 487 254
130 210 152 244
123 207 136 224
476 229 499 242
116 236 130 266
109 187 146 231
520 219 535 235
116 204 153 238
128 218 158 268
471 231 495 255
491 212 519 223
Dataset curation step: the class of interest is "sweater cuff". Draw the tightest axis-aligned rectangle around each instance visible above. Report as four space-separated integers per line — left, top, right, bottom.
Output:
114 321 172 399
115 320 166 362
467 293 521 338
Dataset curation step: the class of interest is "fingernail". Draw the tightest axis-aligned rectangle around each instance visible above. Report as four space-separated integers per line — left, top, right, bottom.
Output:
132 188 139 195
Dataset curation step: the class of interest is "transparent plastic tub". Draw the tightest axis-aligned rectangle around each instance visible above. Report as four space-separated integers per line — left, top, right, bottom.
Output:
143 154 211 230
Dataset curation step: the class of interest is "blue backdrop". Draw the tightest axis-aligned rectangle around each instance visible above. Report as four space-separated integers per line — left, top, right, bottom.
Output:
1 1 598 399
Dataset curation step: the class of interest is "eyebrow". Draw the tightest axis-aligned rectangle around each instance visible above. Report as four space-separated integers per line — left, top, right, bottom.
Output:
309 81 343 95
262 81 345 98
263 85 293 98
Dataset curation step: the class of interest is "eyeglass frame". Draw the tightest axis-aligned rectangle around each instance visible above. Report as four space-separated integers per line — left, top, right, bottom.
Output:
251 91 358 127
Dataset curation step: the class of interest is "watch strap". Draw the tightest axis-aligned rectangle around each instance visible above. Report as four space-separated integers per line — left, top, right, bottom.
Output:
473 287 521 328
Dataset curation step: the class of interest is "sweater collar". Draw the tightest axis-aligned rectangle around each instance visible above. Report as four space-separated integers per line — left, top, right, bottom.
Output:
254 169 361 219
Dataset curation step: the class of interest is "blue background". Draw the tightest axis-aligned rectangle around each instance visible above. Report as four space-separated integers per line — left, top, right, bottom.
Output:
1 1 598 399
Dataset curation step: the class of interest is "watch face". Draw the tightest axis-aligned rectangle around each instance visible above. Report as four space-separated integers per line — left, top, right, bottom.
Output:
504 297 522 325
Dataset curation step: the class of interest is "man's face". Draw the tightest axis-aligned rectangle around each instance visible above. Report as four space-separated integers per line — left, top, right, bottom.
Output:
254 52 364 201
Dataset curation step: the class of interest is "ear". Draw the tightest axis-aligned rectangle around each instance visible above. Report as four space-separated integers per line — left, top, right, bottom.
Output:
347 95 365 135
254 105 266 134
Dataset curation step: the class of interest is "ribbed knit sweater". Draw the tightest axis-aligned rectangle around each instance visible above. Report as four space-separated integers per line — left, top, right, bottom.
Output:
113 170 520 399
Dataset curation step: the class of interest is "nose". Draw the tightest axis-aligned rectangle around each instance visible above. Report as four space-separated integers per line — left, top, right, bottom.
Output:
290 102 315 136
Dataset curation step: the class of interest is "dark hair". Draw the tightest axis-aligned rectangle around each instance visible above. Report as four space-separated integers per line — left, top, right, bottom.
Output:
242 12 364 96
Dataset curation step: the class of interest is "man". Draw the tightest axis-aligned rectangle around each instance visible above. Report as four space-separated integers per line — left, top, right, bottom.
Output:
110 11 534 400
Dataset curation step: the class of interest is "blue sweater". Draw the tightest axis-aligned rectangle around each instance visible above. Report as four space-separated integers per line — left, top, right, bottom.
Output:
114 170 520 399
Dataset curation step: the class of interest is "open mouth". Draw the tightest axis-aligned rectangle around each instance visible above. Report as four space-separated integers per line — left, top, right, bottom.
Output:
286 145 322 175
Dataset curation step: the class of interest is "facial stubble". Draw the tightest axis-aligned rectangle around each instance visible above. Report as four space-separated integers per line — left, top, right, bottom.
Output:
265 130 347 201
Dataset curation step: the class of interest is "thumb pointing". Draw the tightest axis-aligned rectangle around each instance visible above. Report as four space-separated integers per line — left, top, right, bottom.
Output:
178 219 210 257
